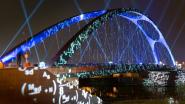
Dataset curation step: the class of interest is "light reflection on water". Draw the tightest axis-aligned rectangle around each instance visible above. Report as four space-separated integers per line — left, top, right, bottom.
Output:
80 79 185 104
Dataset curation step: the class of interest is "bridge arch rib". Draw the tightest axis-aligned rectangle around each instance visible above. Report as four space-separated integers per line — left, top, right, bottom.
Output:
0 8 175 66
54 8 175 66
0 10 106 63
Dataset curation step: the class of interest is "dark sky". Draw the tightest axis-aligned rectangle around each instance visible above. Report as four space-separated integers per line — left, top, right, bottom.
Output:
0 0 185 62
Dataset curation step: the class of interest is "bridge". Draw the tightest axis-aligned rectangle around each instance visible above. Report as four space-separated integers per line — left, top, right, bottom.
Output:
0 8 175 67
1 8 185 104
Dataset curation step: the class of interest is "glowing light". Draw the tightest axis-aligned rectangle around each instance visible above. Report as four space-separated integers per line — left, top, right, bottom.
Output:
168 97 175 104
0 61 4 69
159 61 163 65
38 61 47 69
108 61 113 64
80 14 84 20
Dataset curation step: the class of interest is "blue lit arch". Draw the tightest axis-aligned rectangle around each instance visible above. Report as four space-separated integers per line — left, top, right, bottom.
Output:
54 9 175 66
0 10 106 63
0 8 175 67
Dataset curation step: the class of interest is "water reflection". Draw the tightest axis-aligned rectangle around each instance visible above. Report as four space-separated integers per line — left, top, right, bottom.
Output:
79 78 185 104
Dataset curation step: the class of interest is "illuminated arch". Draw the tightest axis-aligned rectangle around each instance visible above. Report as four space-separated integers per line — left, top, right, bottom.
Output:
0 10 106 63
0 8 175 66
54 8 175 66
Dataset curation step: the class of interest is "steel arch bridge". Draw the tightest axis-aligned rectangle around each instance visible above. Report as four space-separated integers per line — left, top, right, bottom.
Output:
0 8 175 66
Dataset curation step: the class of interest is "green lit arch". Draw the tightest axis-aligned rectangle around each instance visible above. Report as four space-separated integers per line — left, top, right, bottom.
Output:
54 8 175 66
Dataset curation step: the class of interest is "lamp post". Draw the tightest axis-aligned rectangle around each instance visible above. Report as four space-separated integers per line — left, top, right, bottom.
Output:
23 52 31 68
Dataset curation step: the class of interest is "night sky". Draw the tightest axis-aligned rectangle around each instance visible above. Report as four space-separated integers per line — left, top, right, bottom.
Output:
0 0 185 62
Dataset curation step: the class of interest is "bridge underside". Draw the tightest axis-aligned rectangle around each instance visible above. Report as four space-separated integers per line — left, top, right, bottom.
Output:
48 64 176 78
